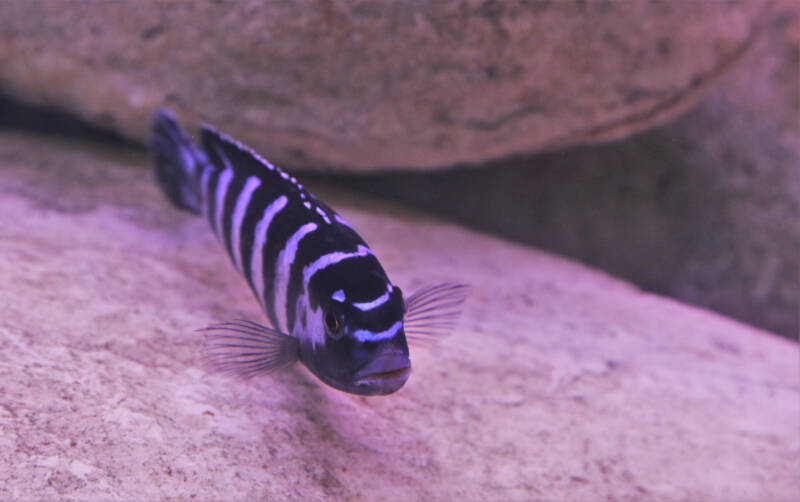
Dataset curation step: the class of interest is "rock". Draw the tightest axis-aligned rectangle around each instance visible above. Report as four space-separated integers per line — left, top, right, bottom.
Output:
332 1 800 339
0 0 769 171
0 132 798 500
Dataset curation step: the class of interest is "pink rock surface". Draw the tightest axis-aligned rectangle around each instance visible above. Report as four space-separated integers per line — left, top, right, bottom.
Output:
0 132 797 500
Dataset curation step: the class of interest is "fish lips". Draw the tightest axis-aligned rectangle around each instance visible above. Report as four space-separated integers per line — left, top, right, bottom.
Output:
353 352 411 395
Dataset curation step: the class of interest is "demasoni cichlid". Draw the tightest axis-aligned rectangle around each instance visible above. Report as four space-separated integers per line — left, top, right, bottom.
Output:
149 108 469 396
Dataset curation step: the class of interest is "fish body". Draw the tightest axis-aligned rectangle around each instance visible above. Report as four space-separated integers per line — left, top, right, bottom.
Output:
150 109 467 396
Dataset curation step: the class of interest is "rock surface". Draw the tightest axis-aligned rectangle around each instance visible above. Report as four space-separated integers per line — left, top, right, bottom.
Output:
335 0 800 339
0 0 769 170
0 132 798 500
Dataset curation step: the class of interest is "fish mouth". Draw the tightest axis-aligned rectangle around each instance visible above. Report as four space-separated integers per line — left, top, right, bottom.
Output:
361 367 410 381
353 353 411 394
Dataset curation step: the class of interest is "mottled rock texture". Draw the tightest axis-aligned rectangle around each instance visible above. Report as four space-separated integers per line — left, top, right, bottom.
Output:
0 132 798 500
0 0 768 170
334 1 800 339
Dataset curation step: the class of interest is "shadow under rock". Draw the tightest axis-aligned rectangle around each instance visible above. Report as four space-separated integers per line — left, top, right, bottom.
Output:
0 90 140 151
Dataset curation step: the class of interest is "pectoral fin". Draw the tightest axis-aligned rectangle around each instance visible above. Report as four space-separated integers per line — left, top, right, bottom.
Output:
403 283 471 344
200 319 299 378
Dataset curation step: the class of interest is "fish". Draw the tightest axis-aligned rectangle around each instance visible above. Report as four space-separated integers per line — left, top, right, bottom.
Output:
149 108 469 396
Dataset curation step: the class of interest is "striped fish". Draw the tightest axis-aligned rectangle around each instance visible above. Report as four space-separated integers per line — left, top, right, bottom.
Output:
150 109 469 395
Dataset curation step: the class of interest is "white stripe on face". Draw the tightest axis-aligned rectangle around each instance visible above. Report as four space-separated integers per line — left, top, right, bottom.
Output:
214 167 234 239
353 288 392 311
250 195 288 309
302 245 373 293
230 176 262 273
353 321 403 342
274 222 318 332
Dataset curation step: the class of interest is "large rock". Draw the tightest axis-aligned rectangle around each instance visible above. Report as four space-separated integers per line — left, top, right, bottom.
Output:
334 1 800 339
0 0 769 170
0 132 797 500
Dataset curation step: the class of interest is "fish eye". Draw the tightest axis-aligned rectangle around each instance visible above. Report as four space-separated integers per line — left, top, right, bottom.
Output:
324 310 342 337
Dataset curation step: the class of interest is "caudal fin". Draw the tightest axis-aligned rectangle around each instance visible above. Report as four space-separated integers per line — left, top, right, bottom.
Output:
149 108 205 214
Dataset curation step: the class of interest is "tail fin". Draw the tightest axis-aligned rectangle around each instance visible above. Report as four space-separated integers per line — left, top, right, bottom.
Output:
149 108 205 214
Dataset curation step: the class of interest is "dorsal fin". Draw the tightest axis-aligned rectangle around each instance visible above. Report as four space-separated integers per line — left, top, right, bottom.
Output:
200 125 278 177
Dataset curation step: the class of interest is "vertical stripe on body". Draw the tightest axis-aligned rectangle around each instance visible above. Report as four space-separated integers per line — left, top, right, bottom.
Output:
213 168 234 240
229 176 262 274
250 195 289 311
200 164 215 226
274 222 318 332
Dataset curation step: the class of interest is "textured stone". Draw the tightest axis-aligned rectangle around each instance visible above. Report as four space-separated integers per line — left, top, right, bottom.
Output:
0 132 798 500
333 1 800 339
0 0 768 171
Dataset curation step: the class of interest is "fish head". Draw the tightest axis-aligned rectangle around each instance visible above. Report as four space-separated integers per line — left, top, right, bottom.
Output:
301 278 411 395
